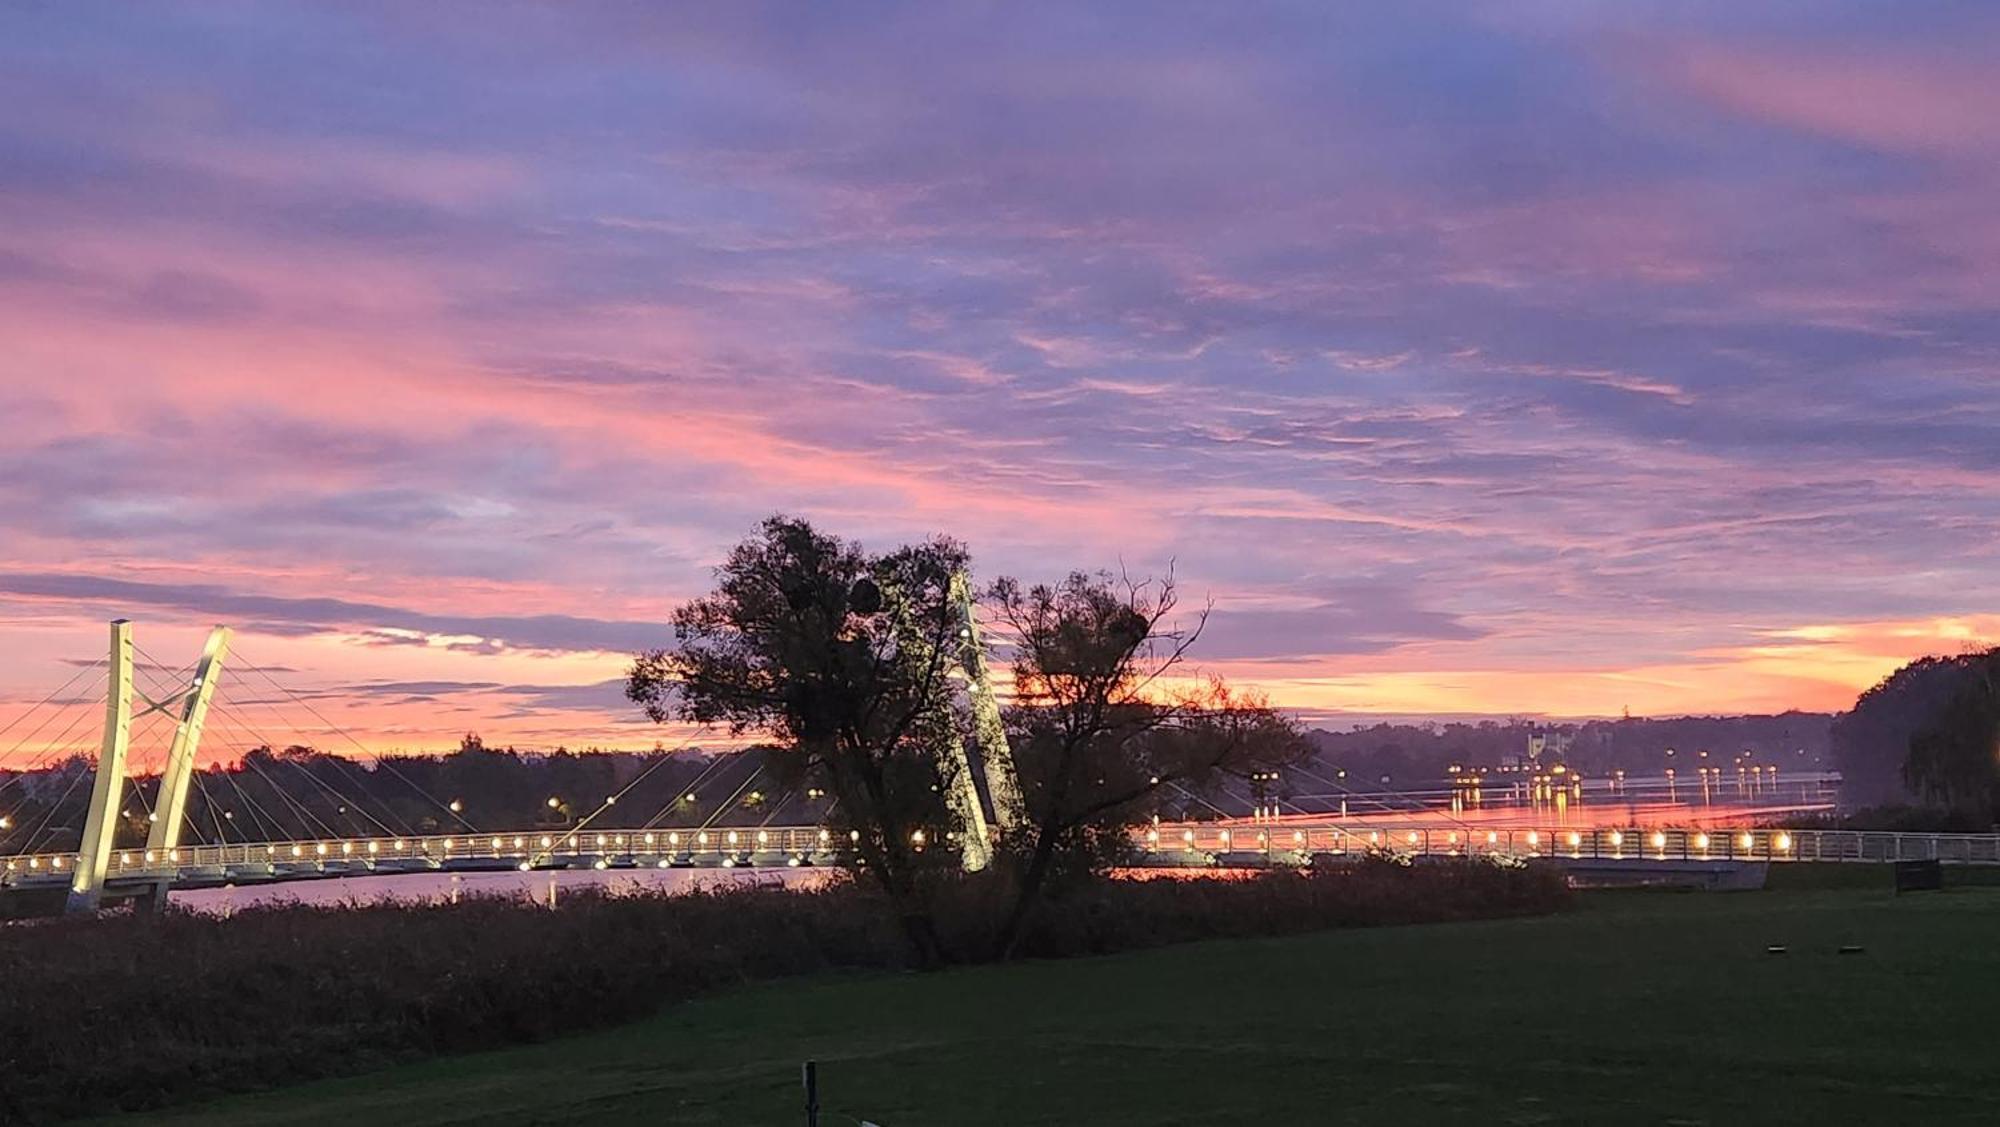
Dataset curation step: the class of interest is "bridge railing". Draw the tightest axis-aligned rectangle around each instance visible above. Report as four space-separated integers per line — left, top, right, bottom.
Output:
7 822 2000 888
0 825 846 884
1137 823 2000 867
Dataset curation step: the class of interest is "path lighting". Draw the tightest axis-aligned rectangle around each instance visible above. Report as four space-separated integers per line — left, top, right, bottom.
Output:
1738 832 1754 850
1650 832 1666 850
1609 831 1624 847
605 795 617 805
1775 833 1792 852
448 800 463 813
1695 833 1710 850
547 796 561 809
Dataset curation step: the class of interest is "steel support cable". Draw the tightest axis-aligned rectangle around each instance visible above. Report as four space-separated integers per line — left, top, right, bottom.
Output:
124 650 200 790
206 698 399 839
228 648 473 832
638 746 741 831
219 763 285 842
205 710 341 840
208 678 415 838
18 761 91 854
211 704 370 839
0 726 100 853
211 679 414 835
0 693 108 812
1286 760 1470 826
755 781 801 828
205 726 313 843
0 668 107 786
526 733 706 867
0 661 104 754
189 770 231 845
696 761 769 833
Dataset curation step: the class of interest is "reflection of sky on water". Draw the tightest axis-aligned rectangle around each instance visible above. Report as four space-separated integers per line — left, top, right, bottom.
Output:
172 865 833 914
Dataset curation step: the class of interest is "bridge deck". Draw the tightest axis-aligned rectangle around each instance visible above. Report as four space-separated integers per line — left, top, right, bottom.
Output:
6 822 2000 896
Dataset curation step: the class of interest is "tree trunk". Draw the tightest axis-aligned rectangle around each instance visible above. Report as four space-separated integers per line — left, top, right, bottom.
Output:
995 820 1064 959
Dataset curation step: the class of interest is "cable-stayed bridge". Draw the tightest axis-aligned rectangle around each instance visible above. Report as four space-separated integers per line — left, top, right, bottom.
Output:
2 621 1989 917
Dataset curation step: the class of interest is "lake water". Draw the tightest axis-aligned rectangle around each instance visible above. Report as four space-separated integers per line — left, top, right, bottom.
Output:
170 865 835 914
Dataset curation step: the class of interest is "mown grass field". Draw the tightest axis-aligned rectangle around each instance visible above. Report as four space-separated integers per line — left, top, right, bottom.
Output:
96 867 2000 1126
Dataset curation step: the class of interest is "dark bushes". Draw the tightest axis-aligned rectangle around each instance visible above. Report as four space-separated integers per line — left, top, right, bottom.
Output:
1002 856 1572 959
0 858 1568 1123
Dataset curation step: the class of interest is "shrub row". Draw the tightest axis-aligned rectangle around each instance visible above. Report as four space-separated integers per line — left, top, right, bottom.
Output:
0 857 1569 1122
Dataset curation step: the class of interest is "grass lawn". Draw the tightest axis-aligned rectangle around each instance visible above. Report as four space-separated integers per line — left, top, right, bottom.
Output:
95 874 2000 1126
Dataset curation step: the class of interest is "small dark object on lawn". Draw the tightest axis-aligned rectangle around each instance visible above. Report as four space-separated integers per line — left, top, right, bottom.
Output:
1766 945 1787 955
1838 945 1865 955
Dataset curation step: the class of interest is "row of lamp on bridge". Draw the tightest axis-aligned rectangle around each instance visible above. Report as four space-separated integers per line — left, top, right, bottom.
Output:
1142 825 1795 858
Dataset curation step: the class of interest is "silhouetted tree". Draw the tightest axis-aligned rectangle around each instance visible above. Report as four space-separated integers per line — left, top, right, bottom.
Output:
989 570 1309 956
1905 649 2000 822
626 516 968 965
1833 653 1984 806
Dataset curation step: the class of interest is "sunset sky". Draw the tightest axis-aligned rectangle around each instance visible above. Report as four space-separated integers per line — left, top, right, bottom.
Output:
5 3 2000 754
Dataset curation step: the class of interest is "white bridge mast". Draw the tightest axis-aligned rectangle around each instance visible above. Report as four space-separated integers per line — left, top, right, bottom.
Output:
66 622 232 914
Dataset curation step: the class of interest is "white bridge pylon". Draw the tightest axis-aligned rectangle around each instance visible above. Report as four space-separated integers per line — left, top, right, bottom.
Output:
65 619 232 914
